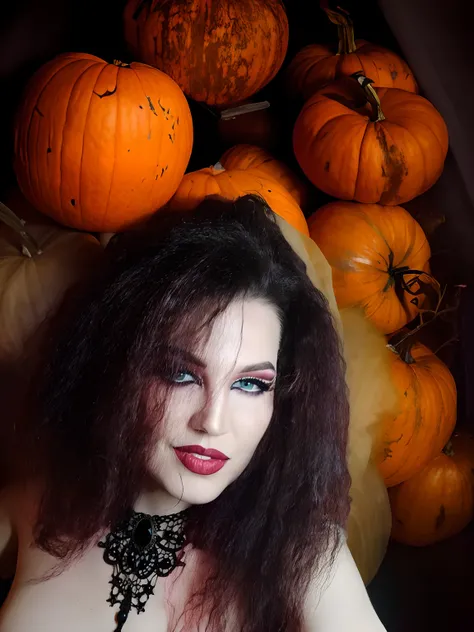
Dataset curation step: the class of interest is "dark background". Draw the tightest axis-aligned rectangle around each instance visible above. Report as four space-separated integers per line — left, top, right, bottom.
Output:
1 1 473 629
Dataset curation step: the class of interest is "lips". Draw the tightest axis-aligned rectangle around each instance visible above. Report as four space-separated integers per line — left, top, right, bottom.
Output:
174 445 229 476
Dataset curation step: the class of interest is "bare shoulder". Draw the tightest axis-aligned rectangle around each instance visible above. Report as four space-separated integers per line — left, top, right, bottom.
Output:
303 532 387 632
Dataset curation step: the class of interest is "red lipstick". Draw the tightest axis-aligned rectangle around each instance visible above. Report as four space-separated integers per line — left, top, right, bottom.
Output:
174 445 229 476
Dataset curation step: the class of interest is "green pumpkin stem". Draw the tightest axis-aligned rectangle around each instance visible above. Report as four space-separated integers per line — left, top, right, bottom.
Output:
351 73 386 122
324 7 357 55
388 332 416 365
0 201 42 257
113 60 132 68
443 440 455 457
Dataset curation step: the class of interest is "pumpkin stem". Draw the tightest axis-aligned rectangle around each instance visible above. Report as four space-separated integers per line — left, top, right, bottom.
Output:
113 60 131 68
443 440 455 457
323 6 357 55
388 332 417 365
351 73 385 122
0 201 42 257
213 162 225 171
219 101 270 121
386 256 441 322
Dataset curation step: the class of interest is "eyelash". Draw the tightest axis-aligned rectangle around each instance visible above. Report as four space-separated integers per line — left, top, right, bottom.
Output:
170 368 202 386
232 377 274 396
170 370 274 395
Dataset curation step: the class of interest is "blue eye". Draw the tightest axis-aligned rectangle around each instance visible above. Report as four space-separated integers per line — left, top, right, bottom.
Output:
172 370 198 385
232 378 272 394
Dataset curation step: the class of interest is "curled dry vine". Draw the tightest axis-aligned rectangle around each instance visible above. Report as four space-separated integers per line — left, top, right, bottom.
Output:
388 281 466 357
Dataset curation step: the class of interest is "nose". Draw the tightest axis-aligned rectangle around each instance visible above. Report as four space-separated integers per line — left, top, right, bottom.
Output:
189 389 229 436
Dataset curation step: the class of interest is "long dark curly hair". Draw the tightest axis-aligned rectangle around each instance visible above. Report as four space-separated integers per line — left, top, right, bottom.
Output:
24 195 350 631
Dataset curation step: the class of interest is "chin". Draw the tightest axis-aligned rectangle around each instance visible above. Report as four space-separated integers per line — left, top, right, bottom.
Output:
160 467 234 507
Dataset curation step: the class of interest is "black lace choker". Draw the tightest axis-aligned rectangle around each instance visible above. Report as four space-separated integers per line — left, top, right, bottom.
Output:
98 509 188 631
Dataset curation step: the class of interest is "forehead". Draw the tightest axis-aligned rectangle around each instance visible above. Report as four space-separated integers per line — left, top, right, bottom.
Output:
197 298 281 368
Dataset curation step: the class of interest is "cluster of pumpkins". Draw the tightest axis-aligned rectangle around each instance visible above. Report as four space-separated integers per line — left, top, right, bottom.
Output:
2 0 474 581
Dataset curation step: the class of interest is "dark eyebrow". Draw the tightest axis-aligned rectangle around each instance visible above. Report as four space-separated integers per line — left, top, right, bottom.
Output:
170 349 275 375
239 362 276 373
171 347 207 369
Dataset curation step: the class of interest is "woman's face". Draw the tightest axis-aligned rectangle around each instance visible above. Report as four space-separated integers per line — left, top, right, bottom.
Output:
143 298 281 513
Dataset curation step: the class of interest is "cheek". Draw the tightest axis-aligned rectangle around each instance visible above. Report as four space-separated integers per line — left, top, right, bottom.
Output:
232 393 274 450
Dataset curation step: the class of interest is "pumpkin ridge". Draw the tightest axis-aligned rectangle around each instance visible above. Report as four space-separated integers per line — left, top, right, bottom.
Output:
384 119 427 193
356 208 395 264
57 63 99 227
366 55 382 86
312 112 362 148
306 53 333 83
353 50 371 82
78 63 110 229
392 222 428 270
334 46 348 75
387 113 446 157
374 121 408 205
353 120 371 200
103 64 122 230
27 60 94 215
390 111 448 189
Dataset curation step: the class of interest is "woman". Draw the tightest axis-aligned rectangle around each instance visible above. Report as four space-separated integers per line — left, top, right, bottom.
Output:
0 195 386 631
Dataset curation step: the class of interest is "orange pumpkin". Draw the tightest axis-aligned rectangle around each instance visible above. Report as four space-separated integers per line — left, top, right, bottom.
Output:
0 188 102 365
373 341 457 487
169 165 309 236
123 0 289 107
220 145 309 209
14 53 193 233
389 452 473 546
287 6 417 101
308 201 432 334
293 74 448 205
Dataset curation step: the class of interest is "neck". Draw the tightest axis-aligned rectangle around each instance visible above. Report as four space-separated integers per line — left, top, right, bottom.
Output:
134 487 190 517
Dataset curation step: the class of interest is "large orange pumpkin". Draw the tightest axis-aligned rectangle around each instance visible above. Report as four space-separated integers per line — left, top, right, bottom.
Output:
308 201 432 334
14 53 193 233
287 6 418 102
389 452 473 546
293 73 448 205
123 0 289 107
220 145 309 209
169 164 309 236
373 341 457 487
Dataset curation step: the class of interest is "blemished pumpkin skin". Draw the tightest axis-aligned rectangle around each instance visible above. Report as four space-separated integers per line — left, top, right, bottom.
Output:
14 53 193 233
0 188 102 364
293 74 449 206
287 7 418 101
123 0 289 107
389 452 473 546
374 342 457 488
169 165 309 236
308 202 432 335
220 145 309 209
